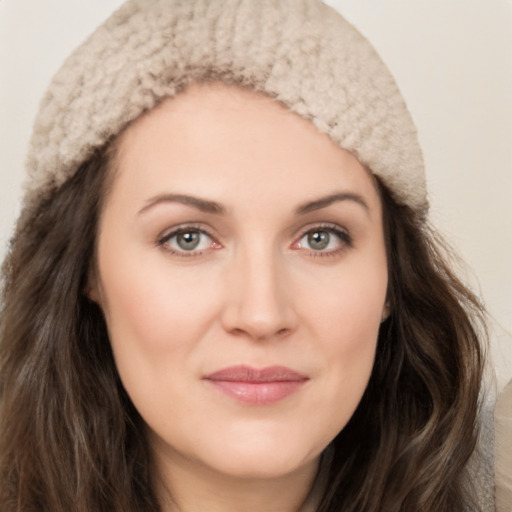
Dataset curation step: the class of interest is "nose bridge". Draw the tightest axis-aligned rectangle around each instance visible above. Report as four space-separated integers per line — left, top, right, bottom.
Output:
222 236 296 340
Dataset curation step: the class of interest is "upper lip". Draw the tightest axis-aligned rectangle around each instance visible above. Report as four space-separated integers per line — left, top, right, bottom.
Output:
203 365 309 383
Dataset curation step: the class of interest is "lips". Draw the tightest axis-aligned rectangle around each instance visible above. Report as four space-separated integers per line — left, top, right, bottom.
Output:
203 365 309 405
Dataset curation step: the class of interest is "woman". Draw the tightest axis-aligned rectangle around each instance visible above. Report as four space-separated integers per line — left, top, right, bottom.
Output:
0 0 488 510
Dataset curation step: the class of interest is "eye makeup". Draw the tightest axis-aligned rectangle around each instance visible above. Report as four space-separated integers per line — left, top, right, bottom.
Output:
154 220 353 260
156 224 222 258
291 223 353 258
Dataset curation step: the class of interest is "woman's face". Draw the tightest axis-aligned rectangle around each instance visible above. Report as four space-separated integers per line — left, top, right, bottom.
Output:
90 83 388 481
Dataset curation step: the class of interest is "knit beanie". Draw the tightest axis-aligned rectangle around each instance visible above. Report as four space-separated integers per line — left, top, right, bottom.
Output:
24 0 427 216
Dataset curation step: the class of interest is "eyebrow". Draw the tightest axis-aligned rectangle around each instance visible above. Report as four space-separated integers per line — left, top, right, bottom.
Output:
138 191 369 217
295 192 370 215
138 194 227 216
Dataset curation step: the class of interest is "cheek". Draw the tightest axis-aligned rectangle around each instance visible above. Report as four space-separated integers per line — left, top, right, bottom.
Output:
99 252 217 349
95 248 226 412
300 256 387 426
315 291 382 386
301 248 387 349
96 256 225 432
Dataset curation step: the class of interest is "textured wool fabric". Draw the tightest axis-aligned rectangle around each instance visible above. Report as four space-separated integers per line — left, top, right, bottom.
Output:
24 0 427 216
495 379 512 511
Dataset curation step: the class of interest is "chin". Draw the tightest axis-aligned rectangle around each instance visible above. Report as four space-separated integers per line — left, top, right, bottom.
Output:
205 450 317 480
190 427 325 480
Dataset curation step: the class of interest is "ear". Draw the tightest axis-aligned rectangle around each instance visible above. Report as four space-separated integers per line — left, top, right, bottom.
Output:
381 301 391 322
85 270 101 305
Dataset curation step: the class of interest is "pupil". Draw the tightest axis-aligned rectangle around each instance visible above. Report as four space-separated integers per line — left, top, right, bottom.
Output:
308 231 329 250
177 231 200 250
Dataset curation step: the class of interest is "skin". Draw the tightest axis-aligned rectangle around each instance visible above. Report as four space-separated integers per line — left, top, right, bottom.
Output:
90 83 389 512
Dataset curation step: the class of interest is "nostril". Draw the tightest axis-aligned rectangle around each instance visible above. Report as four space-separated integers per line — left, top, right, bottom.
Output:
227 326 293 341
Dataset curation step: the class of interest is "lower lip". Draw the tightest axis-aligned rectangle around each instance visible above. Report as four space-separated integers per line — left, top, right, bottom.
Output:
206 380 306 405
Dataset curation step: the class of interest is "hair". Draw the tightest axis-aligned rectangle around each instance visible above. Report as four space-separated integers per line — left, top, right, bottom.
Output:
0 126 485 511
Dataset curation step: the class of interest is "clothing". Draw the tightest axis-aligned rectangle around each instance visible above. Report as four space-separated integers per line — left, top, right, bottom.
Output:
470 395 497 511
495 379 512 512
22 0 427 218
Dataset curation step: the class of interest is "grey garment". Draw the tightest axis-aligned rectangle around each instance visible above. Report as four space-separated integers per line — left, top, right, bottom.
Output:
468 396 496 512
495 379 512 512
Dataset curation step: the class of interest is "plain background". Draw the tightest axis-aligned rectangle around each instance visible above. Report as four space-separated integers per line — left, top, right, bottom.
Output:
1 0 511 389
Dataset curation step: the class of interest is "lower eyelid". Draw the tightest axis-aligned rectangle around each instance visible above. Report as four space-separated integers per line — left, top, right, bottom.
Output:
156 224 351 257
157 227 222 256
294 226 352 248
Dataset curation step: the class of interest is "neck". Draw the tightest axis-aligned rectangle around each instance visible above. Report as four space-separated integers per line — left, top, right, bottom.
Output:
153 448 321 512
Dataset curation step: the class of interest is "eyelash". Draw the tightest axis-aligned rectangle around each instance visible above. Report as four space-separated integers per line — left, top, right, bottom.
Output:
293 224 353 258
156 224 219 258
156 223 352 258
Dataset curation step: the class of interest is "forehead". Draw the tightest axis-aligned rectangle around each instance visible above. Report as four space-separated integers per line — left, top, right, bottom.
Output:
110 82 381 216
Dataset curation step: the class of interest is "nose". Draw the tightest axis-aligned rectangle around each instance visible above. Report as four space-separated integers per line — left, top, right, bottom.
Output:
220 246 298 342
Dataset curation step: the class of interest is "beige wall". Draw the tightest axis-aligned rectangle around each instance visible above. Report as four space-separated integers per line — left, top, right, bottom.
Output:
325 0 512 390
1 0 511 387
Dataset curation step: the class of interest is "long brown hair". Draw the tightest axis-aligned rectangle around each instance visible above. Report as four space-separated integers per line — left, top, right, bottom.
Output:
0 143 485 511
318 179 486 511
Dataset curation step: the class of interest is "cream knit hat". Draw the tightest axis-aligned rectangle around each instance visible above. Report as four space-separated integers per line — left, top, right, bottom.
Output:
24 0 427 216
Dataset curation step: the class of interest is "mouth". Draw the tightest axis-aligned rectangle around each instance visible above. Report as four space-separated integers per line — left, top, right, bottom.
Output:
203 365 309 405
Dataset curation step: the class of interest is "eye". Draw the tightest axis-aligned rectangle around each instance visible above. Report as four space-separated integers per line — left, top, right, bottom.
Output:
293 226 352 255
158 227 220 255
